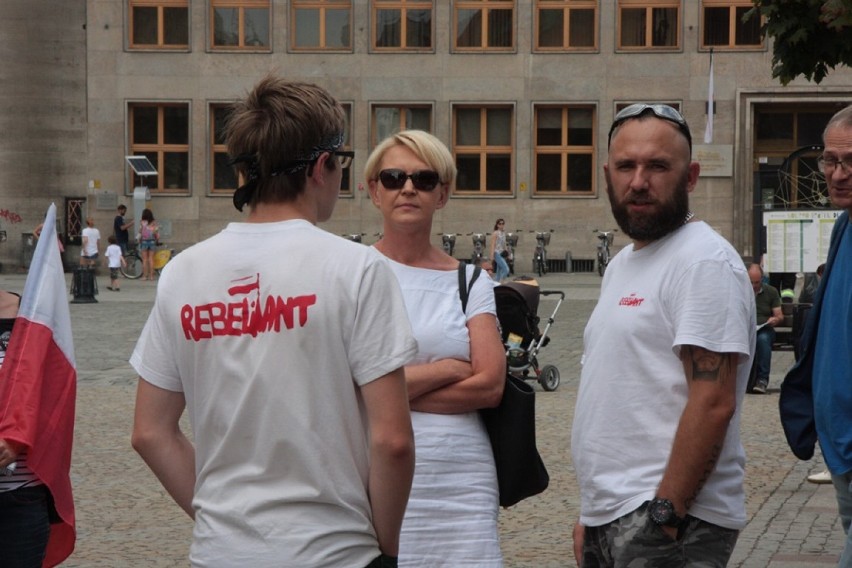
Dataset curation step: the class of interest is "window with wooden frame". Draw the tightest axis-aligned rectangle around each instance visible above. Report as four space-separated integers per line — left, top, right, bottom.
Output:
372 1 433 51
534 0 598 52
210 0 271 50
128 103 190 194
533 104 595 195
452 105 514 194
701 0 762 49
291 0 352 51
617 0 679 50
454 0 515 51
370 104 433 147
210 104 238 195
127 0 189 50
129 0 189 49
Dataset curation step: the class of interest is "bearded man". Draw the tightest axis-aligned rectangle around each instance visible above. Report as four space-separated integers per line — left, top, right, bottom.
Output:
571 104 756 567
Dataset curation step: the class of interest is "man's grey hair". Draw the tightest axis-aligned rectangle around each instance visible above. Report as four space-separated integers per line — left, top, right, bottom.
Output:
823 104 852 140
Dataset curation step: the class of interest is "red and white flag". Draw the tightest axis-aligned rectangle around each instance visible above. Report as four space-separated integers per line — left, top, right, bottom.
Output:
0 203 76 566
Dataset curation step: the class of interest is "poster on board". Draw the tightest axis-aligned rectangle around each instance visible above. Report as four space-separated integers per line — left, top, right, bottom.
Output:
763 209 841 273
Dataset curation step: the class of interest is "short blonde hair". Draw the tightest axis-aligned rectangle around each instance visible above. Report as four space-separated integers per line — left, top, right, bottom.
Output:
364 130 456 192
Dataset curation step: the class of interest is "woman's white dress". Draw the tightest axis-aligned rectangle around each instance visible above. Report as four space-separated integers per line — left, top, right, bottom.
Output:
385 259 502 567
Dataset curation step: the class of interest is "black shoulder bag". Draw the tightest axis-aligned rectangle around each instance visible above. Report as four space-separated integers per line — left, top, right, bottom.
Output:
457 262 550 508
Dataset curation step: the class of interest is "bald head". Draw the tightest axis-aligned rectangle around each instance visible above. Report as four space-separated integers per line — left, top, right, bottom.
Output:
747 263 763 293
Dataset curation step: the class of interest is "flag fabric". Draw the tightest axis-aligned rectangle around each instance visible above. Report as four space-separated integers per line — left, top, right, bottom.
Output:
0 203 76 567
704 48 715 144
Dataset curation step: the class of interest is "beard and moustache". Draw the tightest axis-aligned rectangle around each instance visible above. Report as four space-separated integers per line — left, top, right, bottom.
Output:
606 169 691 243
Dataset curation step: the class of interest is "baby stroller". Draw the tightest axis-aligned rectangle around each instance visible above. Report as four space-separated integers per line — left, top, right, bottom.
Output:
494 277 565 391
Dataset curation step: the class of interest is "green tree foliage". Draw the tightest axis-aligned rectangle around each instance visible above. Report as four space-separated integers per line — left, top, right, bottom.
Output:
746 0 852 85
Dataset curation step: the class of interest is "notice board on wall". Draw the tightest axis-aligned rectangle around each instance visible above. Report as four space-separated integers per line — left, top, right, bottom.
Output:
763 209 841 273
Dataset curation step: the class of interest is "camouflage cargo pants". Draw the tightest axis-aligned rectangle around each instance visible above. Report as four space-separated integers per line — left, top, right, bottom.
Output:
582 502 739 567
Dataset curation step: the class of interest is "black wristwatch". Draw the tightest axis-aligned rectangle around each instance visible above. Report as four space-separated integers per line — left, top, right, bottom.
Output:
648 497 686 528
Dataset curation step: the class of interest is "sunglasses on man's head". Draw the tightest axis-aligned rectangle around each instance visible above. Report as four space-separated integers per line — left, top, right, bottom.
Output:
608 104 692 149
378 169 442 192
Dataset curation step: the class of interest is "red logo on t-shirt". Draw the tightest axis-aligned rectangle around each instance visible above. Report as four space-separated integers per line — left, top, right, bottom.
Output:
180 273 316 341
619 293 644 307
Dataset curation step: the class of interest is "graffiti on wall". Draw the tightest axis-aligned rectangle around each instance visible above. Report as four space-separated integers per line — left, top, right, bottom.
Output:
0 209 23 224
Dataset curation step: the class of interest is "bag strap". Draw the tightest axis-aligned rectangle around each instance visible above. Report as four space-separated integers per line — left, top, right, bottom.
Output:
457 261 482 314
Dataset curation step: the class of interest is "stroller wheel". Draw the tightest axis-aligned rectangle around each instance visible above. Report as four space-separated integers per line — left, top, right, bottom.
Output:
539 365 560 392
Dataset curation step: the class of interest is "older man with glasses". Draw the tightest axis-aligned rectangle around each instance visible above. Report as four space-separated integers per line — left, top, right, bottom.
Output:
571 104 755 566
781 104 852 568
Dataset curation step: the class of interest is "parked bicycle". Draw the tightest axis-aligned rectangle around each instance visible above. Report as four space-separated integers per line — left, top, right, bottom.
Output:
594 229 617 276
120 244 143 279
437 232 460 257
532 230 553 277
467 232 487 265
505 230 520 275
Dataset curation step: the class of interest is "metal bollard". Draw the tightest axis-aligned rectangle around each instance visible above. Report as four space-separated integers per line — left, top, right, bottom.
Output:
70 266 98 303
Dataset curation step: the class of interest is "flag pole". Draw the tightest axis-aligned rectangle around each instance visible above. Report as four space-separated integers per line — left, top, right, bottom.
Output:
704 48 715 144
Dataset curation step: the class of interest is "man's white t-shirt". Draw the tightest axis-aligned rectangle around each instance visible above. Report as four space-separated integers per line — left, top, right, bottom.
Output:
81 227 100 256
131 219 417 567
571 221 755 530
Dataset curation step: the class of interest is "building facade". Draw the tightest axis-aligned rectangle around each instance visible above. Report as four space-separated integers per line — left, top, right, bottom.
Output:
1 0 850 272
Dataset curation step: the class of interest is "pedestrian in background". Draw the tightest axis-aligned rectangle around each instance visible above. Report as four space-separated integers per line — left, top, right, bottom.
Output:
780 104 852 567
80 217 100 268
747 263 783 394
104 235 125 291
571 104 754 566
130 75 416 568
490 218 510 282
113 204 133 255
137 208 158 281
367 130 506 567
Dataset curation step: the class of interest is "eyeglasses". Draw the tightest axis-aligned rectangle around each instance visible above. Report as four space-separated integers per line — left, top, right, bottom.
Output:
818 155 852 175
608 104 692 149
378 169 442 191
333 150 354 169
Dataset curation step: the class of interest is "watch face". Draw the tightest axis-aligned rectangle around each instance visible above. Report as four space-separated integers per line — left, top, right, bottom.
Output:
649 498 674 525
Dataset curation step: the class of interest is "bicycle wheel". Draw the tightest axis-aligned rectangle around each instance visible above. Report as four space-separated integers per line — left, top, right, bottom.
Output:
535 254 544 277
541 252 548 275
121 253 143 279
598 249 609 277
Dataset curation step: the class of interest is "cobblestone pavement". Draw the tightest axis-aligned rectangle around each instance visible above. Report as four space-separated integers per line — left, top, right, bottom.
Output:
0 269 845 567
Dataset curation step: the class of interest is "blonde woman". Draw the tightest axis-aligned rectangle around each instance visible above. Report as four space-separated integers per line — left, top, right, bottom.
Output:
367 130 506 566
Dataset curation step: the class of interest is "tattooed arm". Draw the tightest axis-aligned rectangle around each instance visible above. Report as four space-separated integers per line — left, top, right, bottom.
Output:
655 345 738 539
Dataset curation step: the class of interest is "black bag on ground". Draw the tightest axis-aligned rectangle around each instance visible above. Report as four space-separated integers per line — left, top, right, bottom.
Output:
457 262 550 508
